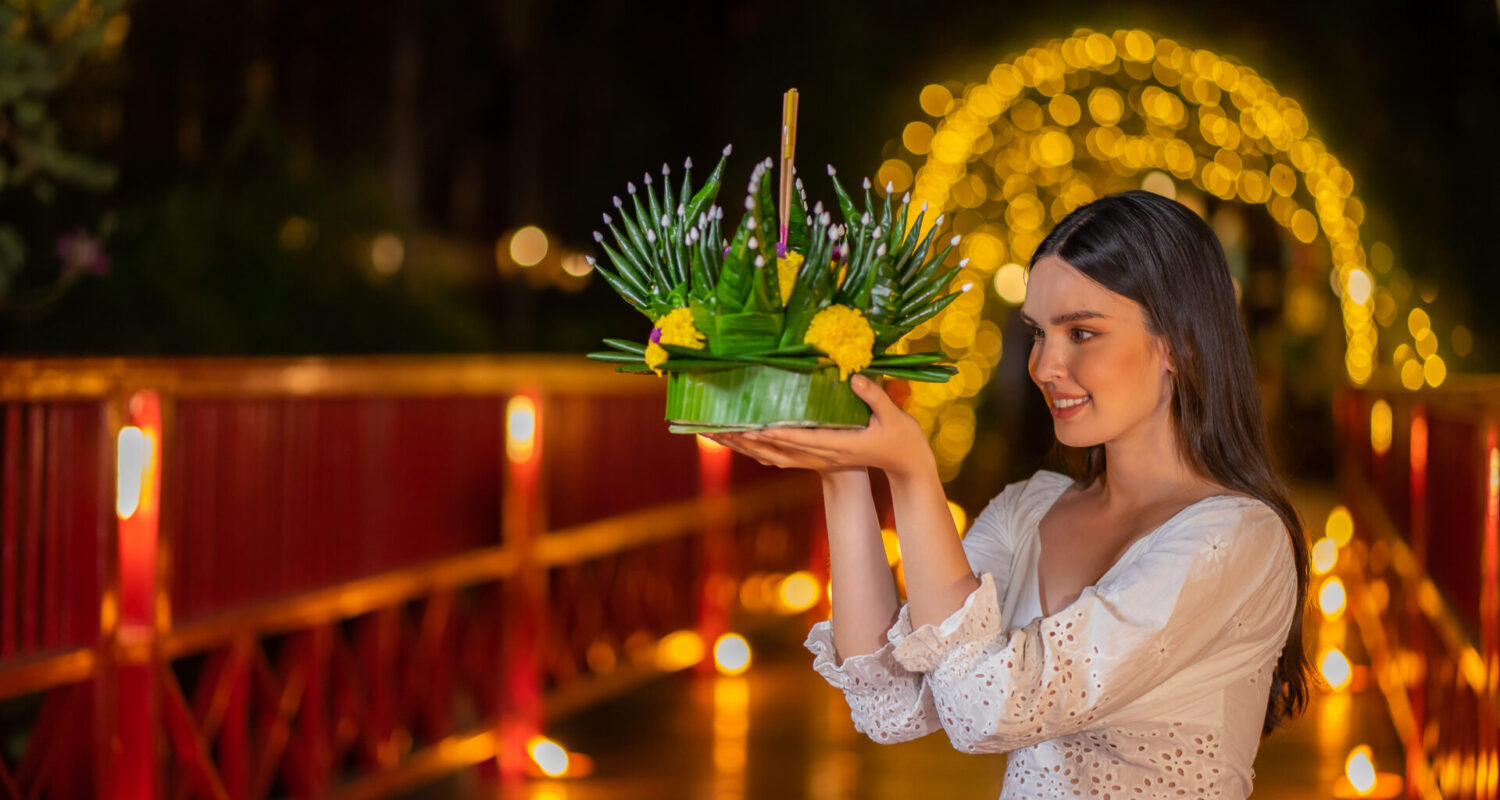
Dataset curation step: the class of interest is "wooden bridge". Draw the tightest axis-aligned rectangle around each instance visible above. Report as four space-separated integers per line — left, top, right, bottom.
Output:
0 357 1495 798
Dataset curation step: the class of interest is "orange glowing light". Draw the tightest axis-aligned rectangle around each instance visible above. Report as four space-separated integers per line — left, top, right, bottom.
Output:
881 528 902 567
656 630 706 670
527 736 569 778
1326 507 1355 548
777 571 820 613
1332 744 1403 798
697 434 727 453
1319 577 1348 620
713 633 752 676
1319 647 1353 691
115 426 150 519
1411 411 1428 475
948 500 968 537
1311 537 1339 575
506 395 537 463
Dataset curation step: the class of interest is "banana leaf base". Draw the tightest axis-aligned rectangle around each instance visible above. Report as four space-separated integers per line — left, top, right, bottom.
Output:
665 365 871 433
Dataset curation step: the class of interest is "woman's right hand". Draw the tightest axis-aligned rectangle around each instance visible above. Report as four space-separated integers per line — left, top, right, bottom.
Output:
704 375 933 480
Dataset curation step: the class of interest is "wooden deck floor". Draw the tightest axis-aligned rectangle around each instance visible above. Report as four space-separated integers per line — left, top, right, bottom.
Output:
414 485 1405 798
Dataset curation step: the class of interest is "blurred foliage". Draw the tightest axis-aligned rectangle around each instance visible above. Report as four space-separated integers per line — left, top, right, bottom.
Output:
4 113 500 354
0 0 125 318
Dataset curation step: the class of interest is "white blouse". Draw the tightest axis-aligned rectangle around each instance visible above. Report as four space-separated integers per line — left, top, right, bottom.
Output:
805 470 1298 799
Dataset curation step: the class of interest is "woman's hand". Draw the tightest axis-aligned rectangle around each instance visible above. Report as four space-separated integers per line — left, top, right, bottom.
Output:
705 375 934 480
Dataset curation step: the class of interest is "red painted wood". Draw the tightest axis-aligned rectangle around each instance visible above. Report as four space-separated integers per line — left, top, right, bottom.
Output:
22 405 42 652
43 405 60 650
1 404 19 657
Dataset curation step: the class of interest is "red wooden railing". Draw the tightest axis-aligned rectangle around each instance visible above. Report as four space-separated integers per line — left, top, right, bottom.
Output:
0 357 831 798
1338 377 1500 800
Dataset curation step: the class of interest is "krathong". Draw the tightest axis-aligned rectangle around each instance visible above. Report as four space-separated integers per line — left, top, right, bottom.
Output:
586 93 966 432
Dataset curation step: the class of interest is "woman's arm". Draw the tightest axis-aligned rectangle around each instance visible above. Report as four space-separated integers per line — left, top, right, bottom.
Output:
709 375 979 633
884 457 981 631
818 467 901 660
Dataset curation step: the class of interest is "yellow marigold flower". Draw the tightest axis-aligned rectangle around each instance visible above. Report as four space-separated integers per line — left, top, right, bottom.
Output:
645 306 705 376
804 304 874 381
777 251 804 305
644 341 669 375
655 306 706 349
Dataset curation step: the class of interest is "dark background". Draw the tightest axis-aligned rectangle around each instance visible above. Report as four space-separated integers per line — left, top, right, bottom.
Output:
4 0 1496 365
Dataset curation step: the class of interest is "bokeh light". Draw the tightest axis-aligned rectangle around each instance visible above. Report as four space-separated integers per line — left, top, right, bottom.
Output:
510 225 549 267
713 633 752 676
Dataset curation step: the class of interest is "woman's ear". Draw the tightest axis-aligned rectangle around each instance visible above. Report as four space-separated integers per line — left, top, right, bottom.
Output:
1154 334 1177 375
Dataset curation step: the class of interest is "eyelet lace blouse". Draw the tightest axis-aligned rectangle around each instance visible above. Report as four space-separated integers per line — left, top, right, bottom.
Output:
805 470 1298 799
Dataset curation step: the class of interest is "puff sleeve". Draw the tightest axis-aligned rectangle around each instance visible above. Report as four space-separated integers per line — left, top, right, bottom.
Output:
886 499 1296 755
804 480 1026 743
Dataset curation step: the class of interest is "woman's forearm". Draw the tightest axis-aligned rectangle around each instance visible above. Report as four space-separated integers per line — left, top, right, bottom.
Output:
820 468 901 660
885 454 979 630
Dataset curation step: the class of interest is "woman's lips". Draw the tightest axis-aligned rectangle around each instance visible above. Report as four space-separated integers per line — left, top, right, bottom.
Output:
1049 394 1091 420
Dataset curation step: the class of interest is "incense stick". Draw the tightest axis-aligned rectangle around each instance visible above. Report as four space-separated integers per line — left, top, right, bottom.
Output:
778 88 799 257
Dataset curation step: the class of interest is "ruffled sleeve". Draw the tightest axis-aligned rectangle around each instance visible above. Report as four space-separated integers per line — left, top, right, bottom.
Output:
888 499 1297 755
802 478 1027 743
804 620 939 743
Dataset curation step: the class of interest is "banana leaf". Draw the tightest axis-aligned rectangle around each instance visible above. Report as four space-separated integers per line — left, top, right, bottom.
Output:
665 364 872 430
860 365 956 382
897 290 965 329
602 338 648 354
901 265 963 316
715 211 755 312
684 147 730 224
587 351 649 363
826 168 860 228
710 311 783 355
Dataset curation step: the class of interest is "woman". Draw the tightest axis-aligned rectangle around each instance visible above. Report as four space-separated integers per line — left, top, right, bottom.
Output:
706 190 1310 798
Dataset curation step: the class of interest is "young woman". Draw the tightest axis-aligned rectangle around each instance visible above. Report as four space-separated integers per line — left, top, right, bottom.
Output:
706 190 1310 798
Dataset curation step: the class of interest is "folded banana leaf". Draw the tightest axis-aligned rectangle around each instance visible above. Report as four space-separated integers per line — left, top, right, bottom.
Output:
665 365 871 431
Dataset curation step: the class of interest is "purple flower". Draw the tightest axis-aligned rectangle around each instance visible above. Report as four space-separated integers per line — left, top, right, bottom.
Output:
650 326 663 344
776 240 788 258
56 230 111 277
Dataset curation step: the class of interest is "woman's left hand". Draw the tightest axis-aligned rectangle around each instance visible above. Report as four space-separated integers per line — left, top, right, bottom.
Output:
705 374 934 480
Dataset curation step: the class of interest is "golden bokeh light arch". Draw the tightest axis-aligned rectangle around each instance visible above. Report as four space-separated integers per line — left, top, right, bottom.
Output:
882 28 1440 481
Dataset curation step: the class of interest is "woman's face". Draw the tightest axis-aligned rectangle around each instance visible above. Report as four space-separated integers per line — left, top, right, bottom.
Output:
1021 254 1174 449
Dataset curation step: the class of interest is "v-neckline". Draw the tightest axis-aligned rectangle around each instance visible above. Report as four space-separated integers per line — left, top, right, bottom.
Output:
1029 473 1239 618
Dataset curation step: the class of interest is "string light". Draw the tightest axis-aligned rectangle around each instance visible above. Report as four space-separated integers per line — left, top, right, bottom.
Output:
886 28 1461 481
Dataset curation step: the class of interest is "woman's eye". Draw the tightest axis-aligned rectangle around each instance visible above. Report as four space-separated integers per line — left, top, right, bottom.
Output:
1029 326 1044 341
1070 328 1097 343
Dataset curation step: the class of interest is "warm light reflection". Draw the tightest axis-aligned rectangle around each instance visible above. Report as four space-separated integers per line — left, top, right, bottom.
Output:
1320 647 1353 691
1319 577 1348 620
697 434 727 454
714 633 752 676
777 572 820 613
656 630 706 670
1311 537 1339 575
1346 746 1376 793
1326 507 1355 547
527 736 569 778
1370 400 1392 456
713 676 749 798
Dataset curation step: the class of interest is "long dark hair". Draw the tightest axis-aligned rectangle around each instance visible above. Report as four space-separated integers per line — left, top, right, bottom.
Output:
1031 190 1310 736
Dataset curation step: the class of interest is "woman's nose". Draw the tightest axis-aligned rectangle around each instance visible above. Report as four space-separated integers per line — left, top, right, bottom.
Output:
1030 339 1067 383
